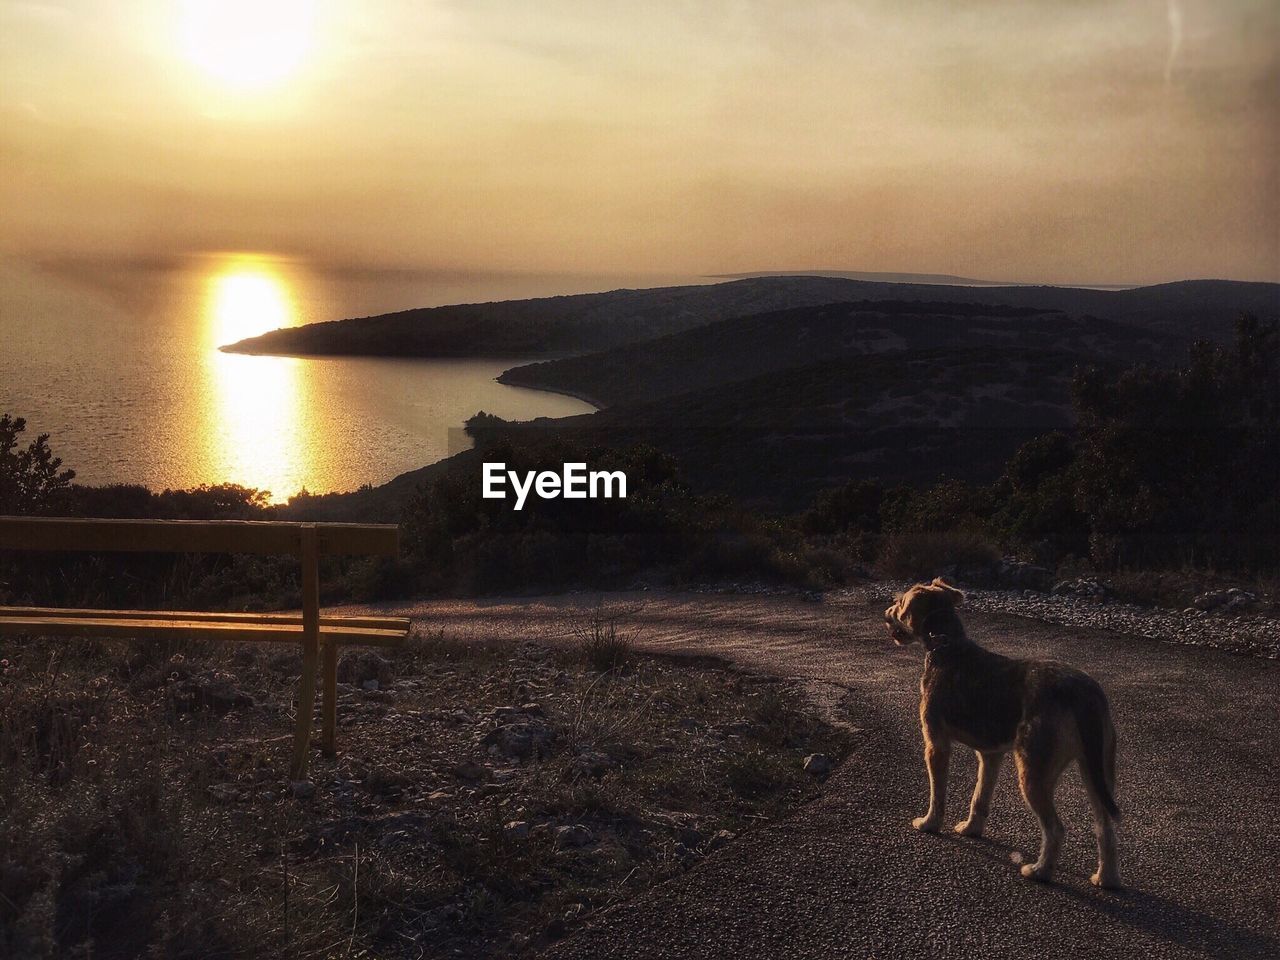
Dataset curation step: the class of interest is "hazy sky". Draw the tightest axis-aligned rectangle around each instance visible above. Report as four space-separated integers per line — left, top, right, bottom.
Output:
2 0 1276 283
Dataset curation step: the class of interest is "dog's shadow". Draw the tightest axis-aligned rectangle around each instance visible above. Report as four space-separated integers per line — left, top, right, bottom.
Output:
936 833 1278 959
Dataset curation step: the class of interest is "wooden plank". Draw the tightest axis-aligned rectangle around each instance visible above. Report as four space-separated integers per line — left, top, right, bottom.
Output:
0 606 409 631
0 517 399 557
0 616 406 646
291 525 321 780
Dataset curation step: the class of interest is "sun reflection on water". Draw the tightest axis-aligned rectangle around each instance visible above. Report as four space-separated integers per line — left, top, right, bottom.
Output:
199 254 313 502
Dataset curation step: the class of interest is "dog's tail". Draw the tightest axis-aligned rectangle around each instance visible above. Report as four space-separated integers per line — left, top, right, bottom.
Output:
1076 699 1121 821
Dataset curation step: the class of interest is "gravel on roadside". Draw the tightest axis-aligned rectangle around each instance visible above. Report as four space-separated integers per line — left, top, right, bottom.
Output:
836 581 1280 660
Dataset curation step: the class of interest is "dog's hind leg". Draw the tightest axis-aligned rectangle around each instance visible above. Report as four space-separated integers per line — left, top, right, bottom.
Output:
1015 746 1066 882
1078 710 1122 888
1084 779 1122 889
955 750 1004 837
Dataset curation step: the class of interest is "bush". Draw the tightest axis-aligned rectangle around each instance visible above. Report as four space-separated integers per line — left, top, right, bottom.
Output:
877 528 1000 580
402 437 829 595
815 319 1280 577
991 431 1089 563
0 413 75 515
802 480 885 535
1071 316 1280 569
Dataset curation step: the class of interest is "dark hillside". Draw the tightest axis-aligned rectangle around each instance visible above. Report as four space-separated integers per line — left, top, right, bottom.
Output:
223 276 881 358
221 277 1278 360
498 300 1174 406
479 348 1093 510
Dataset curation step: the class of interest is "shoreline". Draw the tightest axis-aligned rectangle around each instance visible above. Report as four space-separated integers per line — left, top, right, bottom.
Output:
493 375 606 411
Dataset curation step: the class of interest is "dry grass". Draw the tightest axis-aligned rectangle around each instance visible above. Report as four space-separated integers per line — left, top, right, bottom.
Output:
0 619 852 960
571 603 636 674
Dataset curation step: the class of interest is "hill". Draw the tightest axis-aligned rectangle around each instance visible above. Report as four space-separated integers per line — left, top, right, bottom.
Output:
223 276 882 358
474 347 1092 509
497 300 1174 406
711 269 1016 285
220 277 1279 360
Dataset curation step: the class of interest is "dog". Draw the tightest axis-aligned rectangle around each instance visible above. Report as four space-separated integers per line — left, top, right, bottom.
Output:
884 578 1121 888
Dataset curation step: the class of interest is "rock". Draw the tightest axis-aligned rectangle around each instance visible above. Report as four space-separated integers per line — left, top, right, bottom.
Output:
1194 588 1258 614
337 651 394 687
362 679 380 692
647 810 703 845
451 761 489 782
707 829 737 851
803 753 833 777
372 812 431 848
491 703 547 723
1051 577 1111 601
366 766 409 797
208 783 241 804
172 670 254 715
553 824 594 848
1193 591 1228 611
290 780 316 800
481 721 556 760
504 820 531 840
569 749 618 780
996 557 1051 591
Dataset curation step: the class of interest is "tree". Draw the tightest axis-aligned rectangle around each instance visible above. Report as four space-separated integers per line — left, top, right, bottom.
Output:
0 414 76 515
1071 316 1280 568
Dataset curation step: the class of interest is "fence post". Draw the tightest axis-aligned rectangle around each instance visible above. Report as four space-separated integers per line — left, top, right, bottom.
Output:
290 524 321 780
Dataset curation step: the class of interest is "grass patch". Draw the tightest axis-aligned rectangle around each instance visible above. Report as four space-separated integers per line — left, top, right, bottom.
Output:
1 617 853 959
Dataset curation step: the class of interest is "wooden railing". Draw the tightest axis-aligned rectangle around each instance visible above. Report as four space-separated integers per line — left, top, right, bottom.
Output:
0 516 410 778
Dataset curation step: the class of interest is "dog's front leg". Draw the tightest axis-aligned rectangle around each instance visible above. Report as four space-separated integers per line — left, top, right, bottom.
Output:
913 732 950 832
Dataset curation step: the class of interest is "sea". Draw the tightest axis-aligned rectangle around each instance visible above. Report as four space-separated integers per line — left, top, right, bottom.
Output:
0 253 696 502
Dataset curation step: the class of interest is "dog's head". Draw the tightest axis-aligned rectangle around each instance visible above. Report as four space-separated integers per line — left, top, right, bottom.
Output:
884 578 966 646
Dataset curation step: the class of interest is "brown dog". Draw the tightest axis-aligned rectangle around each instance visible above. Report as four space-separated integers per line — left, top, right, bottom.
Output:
885 578 1121 888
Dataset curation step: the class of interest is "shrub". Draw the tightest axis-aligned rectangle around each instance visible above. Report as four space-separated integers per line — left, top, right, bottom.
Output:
802 480 884 535
573 604 635 673
0 413 75 515
991 431 1090 563
1071 316 1280 570
402 437 829 595
877 528 1000 580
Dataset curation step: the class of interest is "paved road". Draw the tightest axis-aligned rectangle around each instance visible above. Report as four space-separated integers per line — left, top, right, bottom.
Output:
348 589 1280 959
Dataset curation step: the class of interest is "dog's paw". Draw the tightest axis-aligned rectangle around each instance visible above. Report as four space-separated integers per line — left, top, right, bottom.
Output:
1020 863 1054 883
912 816 942 833
953 819 984 837
1090 869 1122 890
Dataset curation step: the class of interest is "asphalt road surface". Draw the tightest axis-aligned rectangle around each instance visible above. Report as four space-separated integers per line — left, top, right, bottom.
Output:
350 589 1279 960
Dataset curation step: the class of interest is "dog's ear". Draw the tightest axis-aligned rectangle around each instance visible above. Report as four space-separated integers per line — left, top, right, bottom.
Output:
930 577 965 606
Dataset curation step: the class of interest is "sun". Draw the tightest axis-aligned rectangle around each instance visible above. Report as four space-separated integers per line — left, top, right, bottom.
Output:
180 0 317 91
204 254 298 346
